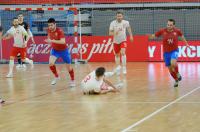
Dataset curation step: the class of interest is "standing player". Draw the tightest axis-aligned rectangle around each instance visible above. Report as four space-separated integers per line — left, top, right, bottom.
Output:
2 17 28 78
81 67 121 95
44 18 75 86
16 14 35 68
109 11 133 74
0 25 5 104
149 19 190 87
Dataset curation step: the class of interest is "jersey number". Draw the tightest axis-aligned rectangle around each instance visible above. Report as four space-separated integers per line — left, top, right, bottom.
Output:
167 38 174 45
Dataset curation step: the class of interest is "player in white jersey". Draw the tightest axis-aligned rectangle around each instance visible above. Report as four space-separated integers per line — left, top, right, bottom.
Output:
109 11 133 74
81 67 121 95
0 26 5 104
2 17 28 78
16 14 35 69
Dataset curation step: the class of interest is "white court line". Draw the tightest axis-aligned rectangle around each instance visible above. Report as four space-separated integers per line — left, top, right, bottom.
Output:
121 86 200 132
15 101 200 104
0 74 49 82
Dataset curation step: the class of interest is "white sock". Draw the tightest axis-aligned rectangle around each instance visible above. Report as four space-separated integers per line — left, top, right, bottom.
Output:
122 55 126 67
25 58 32 64
9 60 14 73
115 56 120 65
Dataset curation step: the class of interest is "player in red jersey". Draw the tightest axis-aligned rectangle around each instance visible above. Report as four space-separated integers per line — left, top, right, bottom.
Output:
149 19 190 87
44 18 75 86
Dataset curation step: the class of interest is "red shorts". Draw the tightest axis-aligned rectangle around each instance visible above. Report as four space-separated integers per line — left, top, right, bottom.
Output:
113 41 127 54
10 47 26 59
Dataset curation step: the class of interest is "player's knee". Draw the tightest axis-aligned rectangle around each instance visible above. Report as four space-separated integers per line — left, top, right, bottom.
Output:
115 54 120 57
49 62 54 66
10 56 14 60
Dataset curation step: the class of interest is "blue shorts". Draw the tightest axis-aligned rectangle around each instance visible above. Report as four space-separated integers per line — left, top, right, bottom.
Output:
163 49 179 67
50 49 71 64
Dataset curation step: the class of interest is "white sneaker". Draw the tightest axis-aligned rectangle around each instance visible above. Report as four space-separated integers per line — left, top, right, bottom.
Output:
16 64 22 69
6 72 13 78
51 77 60 85
122 67 127 74
69 80 76 87
30 60 34 69
115 83 123 89
22 64 27 69
113 65 121 75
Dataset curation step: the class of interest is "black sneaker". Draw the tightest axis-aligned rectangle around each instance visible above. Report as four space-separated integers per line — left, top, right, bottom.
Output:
0 99 5 104
174 80 179 87
177 73 182 81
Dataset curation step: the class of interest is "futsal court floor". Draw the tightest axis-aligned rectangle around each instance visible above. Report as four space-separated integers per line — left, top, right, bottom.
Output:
0 62 200 132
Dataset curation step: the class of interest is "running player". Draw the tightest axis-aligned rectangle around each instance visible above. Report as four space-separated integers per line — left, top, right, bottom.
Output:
81 67 121 95
2 17 28 78
109 11 133 74
149 19 190 87
45 18 75 86
0 25 5 104
16 13 34 68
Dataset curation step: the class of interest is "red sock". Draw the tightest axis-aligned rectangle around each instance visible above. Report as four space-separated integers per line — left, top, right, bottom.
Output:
50 65 59 78
169 70 178 81
175 65 179 74
69 69 74 80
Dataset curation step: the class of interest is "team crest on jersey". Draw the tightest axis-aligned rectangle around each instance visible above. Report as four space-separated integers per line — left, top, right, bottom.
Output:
173 32 177 36
55 32 58 36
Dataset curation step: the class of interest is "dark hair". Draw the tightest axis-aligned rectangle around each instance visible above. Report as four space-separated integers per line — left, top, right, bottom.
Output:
0 26 2 32
116 11 123 15
18 13 24 17
13 17 18 20
48 18 56 23
95 67 106 77
168 19 175 25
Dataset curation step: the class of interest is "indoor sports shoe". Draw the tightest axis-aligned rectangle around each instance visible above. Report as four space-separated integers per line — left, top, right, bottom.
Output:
16 64 23 69
177 73 182 81
0 98 5 104
51 77 60 85
174 80 179 88
115 82 123 89
69 80 76 87
30 60 34 69
122 67 127 74
6 72 13 78
22 64 27 69
113 65 121 75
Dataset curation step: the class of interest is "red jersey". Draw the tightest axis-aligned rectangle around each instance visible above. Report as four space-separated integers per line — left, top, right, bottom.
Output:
47 27 67 50
155 28 183 53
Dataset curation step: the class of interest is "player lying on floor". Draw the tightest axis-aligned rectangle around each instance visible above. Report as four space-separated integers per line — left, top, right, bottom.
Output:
81 67 122 95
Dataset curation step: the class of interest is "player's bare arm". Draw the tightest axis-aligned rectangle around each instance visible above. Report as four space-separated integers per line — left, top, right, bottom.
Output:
2 33 12 40
127 26 133 42
103 78 120 92
44 38 65 44
180 35 191 49
109 29 114 36
148 34 156 39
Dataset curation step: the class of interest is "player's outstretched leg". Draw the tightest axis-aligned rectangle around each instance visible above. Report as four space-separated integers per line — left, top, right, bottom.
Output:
49 56 59 85
6 57 14 78
121 48 127 74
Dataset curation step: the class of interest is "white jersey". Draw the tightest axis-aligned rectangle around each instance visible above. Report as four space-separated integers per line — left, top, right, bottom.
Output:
7 25 28 48
81 71 104 93
109 20 130 44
